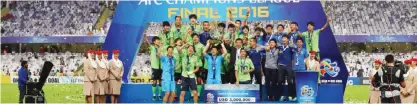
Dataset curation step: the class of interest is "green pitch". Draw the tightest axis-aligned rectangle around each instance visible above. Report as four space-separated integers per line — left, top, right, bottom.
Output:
1 84 369 103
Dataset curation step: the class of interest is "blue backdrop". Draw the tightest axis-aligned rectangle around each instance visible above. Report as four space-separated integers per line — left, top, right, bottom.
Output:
102 1 348 103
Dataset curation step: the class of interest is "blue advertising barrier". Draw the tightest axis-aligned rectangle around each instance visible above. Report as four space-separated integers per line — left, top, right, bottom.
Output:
104 1 347 103
295 71 319 103
204 84 259 103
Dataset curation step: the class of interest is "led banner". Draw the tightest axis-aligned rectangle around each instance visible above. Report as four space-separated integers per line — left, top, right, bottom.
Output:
1 36 106 43
205 84 260 103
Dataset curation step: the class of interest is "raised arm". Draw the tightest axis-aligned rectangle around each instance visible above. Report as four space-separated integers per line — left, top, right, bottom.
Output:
203 40 211 56
221 43 227 57
320 18 332 32
242 7 250 26
228 8 233 22
144 34 151 45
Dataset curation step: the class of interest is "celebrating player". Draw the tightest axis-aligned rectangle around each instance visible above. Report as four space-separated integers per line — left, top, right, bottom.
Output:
203 40 227 84
185 14 202 45
247 37 265 99
159 21 173 46
171 16 187 45
301 18 332 59
159 46 177 103
235 49 254 84
179 45 202 103
146 37 163 100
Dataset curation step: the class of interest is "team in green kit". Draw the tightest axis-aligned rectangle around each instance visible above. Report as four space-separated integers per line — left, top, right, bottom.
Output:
145 9 332 102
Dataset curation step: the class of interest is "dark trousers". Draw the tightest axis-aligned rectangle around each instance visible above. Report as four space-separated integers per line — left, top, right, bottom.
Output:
227 66 236 84
19 86 26 103
250 69 263 100
265 68 278 99
282 65 296 98
381 96 401 103
276 66 286 99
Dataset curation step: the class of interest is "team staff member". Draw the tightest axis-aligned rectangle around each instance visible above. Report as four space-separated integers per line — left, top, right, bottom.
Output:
247 37 265 99
277 35 295 102
18 61 29 103
146 37 163 100
301 18 332 59
203 40 227 84
264 39 280 101
227 39 244 84
109 50 124 103
159 46 177 103
369 60 382 103
84 50 97 103
179 45 202 103
235 49 255 84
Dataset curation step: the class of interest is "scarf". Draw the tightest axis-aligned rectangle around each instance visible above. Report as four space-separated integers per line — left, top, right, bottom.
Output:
112 55 122 68
88 53 97 69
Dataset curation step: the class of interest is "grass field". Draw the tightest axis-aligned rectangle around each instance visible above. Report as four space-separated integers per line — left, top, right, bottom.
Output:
1 84 369 103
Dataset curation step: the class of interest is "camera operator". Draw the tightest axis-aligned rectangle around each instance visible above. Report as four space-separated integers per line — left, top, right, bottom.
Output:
372 54 406 103
18 61 29 103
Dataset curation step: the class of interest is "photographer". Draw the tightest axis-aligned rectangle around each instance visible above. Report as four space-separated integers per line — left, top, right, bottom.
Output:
372 54 406 103
18 61 29 103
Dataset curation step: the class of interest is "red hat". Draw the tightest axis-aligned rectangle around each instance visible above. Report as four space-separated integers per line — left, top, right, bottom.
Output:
404 60 411 65
102 50 108 54
411 58 417 62
113 50 120 54
88 50 95 53
96 51 102 55
374 60 382 64
309 51 316 55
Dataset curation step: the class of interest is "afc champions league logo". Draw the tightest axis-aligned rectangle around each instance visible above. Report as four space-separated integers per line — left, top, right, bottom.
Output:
206 93 215 103
320 58 341 77
301 85 314 97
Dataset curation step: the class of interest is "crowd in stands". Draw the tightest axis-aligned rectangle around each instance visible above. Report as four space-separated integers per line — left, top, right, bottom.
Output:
343 51 417 77
324 1 417 35
1 1 114 36
1 52 84 77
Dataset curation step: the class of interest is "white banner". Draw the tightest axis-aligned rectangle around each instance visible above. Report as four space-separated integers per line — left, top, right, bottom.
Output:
11 76 84 84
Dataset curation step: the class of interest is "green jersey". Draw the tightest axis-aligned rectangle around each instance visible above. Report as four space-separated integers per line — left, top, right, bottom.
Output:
173 47 184 73
149 45 160 69
235 58 254 82
222 53 231 74
185 24 203 45
158 31 172 46
170 25 187 41
302 29 320 52
181 54 202 78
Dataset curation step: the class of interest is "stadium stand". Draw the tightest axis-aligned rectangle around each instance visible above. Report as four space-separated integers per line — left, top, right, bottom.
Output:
323 1 417 35
342 51 417 77
1 52 84 77
1 1 109 37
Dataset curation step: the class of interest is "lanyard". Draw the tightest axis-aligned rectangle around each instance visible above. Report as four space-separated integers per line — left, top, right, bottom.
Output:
270 48 276 57
308 32 312 47
282 45 288 52
211 55 217 79
295 48 301 65
240 58 246 72
168 57 174 81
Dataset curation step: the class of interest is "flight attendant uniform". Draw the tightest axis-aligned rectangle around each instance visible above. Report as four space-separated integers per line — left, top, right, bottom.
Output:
102 50 110 95
95 51 107 95
401 64 417 103
369 68 380 103
109 50 124 95
84 51 97 96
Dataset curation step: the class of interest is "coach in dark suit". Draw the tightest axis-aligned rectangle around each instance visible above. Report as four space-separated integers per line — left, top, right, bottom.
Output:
225 38 244 84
